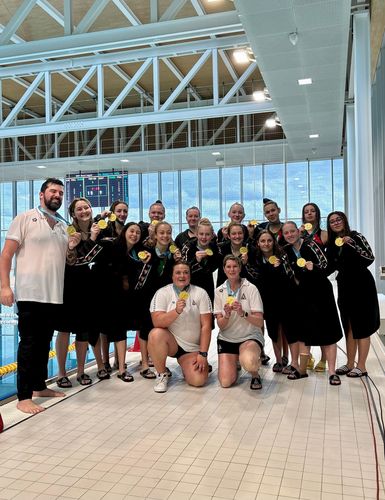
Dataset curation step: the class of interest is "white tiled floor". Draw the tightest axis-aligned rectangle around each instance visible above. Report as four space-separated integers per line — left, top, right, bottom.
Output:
1 334 385 500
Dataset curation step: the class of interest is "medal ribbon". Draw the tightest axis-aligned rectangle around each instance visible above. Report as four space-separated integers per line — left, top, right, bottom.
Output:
38 206 70 226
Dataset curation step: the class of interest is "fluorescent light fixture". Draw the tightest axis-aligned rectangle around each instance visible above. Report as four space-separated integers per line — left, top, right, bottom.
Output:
265 118 277 128
120 159 130 163
252 91 265 102
36 165 46 169
211 152 221 156
298 78 312 86
309 134 319 138
233 49 250 64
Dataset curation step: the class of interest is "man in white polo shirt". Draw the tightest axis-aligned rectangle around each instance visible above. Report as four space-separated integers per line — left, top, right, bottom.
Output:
0 178 72 415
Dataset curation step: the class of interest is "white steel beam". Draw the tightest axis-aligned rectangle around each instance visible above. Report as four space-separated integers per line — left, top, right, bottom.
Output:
122 127 142 152
36 0 64 27
0 101 275 138
97 65 104 117
108 65 154 105
0 34 247 78
1 72 45 128
153 57 160 112
150 0 158 22
64 0 73 35
111 0 141 25
212 48 219 105
164 122 187 149
51 66 97 122
74 0 110 34
17 139 34 160
220 62 257 105
206 116 233 146
45 72 52 122
0 12 242 65
104 58 153 117
160 50 211 111
160 0 189 21
0 0 37 45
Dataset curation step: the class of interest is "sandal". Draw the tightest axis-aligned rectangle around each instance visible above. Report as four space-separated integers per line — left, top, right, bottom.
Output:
346 367 368 378
140 368 156 379
282 356 289 367
97 369 110 380
76 373 92 386
287 368 308 380
315 360 326 372
117 371 134 382
282 364 294 375
335 364 352 375
104 362 112 374
57 376 72 388
272 362 283 373
307 354 315 370
329 374 341 386
250 375 262 390
261 354 270 366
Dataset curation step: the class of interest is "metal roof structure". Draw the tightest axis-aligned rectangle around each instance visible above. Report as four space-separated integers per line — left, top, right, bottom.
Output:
0 0 354 180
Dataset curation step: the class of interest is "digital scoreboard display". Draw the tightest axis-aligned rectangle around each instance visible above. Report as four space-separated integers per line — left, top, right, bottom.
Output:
65 171 128 208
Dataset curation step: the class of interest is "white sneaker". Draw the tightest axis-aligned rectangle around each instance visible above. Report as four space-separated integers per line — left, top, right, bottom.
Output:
154 372 168 393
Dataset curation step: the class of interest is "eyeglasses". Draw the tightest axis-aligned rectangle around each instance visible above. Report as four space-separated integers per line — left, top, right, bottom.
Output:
329 217 343 225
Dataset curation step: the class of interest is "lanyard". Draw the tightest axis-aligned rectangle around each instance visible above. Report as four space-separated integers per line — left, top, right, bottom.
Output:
226 280 240 300
129 248 140 261
173 284 190 299
38 206 69 226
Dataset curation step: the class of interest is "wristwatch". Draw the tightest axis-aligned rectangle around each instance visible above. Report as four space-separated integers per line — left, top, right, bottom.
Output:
198 351 208 357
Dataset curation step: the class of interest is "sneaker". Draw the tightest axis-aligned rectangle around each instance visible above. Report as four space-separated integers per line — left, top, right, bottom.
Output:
154 372 168 393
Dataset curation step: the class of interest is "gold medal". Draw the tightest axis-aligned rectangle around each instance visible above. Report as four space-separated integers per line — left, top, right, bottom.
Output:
138 251 147 260
67 225 76 235
151 219 159 225
249 219 258 226
304 223 313 231
205 248 213 256
297 257 306 268
97 219 108 229
169 244 177 254
226 296 235 305
240 247 248 255
268 255 277 265
179 291 189 300
108 213 117 222
335 237 344 247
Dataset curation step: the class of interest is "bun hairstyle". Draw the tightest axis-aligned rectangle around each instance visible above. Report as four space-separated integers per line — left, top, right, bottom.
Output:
197 217 214 232
263 198 278 209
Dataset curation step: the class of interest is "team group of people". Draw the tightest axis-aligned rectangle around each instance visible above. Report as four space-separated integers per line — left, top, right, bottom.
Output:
0 178 380 413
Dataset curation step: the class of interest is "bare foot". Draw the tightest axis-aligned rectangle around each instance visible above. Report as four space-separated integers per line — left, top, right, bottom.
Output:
32 388 66 398
17 399 45 414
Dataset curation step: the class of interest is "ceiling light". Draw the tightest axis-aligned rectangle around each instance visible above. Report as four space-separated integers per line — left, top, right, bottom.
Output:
288 30 298 46
265 118 277 128
309 134 319 138
36 165 46 169
298 78 312 86
233 49 250 64
212 152 221 156
120 159 130 163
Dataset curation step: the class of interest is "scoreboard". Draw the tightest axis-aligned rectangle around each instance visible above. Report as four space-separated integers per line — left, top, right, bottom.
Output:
65 171 129 208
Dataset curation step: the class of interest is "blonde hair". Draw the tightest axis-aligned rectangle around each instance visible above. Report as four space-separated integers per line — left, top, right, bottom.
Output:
197 217 214 233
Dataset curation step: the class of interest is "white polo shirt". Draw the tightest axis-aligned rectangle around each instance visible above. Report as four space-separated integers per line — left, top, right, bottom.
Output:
6 208 68 304
214 278 265 346
150 284 212 352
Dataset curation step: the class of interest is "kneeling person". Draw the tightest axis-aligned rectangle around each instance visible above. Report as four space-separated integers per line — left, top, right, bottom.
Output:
214 255 264 390
149 262 212 393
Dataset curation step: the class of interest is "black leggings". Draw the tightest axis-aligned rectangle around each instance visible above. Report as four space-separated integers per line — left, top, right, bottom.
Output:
17 301 61 401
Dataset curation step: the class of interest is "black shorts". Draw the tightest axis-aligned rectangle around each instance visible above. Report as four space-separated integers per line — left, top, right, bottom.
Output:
217 338 262 355
170 344 190 359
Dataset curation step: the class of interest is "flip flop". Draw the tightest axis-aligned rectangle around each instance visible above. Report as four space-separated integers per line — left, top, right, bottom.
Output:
250 375 262 390
329 374 341 386
140 368 156 379
117 371 134 382
76 373 92 386
336 364 352 375
272 362 283 373
287 368 308 380
56 376 72 388
346 367 367 378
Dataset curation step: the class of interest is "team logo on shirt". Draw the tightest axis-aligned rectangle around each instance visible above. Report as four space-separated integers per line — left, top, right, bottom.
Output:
192 300 197 306
32 218 37 222
241 293 246 300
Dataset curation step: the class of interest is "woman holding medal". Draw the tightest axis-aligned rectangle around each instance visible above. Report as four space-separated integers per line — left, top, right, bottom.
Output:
254 230 294 373
216 222 252 287
282 222 343 385
55 198 110 387
299 202 328 372
148 262 212 393
181 218 219 305
214 255 264 390
327 212 380 378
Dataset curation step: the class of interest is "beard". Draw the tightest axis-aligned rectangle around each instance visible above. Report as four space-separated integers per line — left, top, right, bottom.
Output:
44 195 62 211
